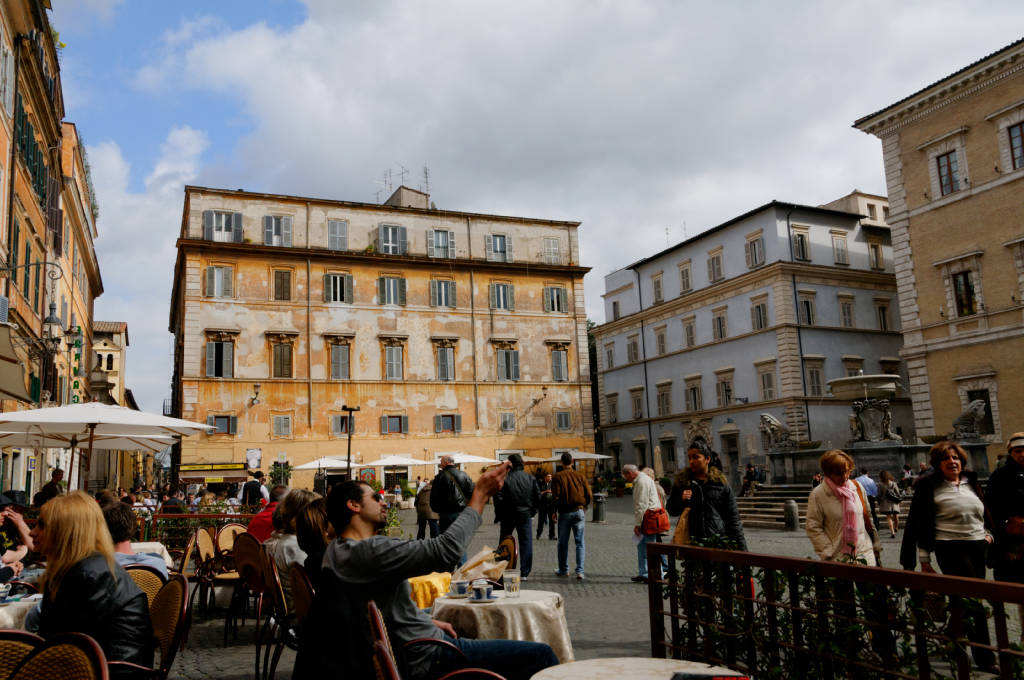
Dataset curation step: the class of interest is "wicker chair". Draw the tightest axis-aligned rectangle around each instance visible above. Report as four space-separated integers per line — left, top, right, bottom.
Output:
8 632 108 680
0 631 43 677
287 564 314 626
232 533 267 676
168 531 198 580
366 602 506 680
125 565 168 610
215 523 247 557
494 535 517 570
260 552 296 680
194 527 241 620
107 575 189 680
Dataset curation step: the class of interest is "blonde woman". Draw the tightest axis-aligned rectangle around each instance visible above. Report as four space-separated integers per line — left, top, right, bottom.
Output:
264 488 321 614
805 450 876 565
30 491 154 675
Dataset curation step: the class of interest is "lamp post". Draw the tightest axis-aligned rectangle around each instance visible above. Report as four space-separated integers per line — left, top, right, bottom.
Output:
342 404 360 480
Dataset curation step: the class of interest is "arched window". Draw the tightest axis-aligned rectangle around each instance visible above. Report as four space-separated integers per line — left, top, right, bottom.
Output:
95 353 102 369
106 354 113 371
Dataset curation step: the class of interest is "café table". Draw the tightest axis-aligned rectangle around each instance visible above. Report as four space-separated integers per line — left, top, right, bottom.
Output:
130 541 174 569
431 589 573 663
408 572 451 609
0 595 41 630
531 657 745 679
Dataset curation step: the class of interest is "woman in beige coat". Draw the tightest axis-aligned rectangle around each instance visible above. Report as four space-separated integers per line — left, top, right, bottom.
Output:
805 450 876 565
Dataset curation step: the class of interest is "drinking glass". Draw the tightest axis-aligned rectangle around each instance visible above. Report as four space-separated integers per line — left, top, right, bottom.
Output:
504 569 521 598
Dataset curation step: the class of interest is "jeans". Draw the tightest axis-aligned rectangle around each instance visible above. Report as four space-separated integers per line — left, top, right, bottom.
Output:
636 533 668 578
439 511 468 565
429 634 558 680
499 517 533 577
416 518 438 540
935 539 995 668
556 509 585 575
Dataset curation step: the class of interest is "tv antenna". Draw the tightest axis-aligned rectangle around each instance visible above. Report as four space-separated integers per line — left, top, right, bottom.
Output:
422 165 431 195
396 164 409 187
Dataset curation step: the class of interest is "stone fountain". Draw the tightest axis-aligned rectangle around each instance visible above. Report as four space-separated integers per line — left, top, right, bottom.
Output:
764 373 991 484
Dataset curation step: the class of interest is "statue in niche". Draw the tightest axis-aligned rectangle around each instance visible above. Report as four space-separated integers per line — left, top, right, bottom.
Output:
952 399 988 440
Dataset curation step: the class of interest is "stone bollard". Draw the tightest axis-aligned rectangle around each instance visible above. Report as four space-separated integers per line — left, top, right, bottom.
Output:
592 493 607 523
784 499 800 531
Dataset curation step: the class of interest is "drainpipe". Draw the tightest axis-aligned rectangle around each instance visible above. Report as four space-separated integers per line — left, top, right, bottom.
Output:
634 269 654 462
5 36 20 292
306 258 312 428
784 205 811 440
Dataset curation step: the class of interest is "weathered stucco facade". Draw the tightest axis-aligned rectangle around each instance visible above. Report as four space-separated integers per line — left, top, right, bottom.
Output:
169 185 592 487
855 39 1024 463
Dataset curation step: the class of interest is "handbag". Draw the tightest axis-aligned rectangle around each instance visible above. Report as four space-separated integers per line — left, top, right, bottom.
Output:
855 482 883 566
642 507 670 534
672 508 691 545
885 483 902 504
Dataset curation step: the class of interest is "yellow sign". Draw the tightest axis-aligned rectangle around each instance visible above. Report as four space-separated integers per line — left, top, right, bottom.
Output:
205 477 224 483
179 463 246 472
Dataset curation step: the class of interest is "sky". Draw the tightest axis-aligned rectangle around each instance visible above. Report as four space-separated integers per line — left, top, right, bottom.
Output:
47 0 1024 412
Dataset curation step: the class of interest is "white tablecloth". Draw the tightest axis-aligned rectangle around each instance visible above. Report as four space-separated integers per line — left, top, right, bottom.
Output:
0 598 39 630
130 541 174 568
431 589 574 663
531 657 744 679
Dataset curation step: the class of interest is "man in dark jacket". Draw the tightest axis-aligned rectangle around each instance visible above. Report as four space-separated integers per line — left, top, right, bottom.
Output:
494 454 540 578
551 452 592 579
430 455 474 565
987 432 1024 585
535 473 556 540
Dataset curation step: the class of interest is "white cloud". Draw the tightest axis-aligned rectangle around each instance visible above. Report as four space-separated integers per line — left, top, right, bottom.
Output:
50 0 125 27
89 126 207 411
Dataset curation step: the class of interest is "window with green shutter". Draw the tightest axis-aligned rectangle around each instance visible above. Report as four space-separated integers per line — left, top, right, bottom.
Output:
273 270 291 301
497 349 520 381
324 273 352 303
437 346 454 381
551 349 568 382
330 344 350 380
328 220 348 251
273 343 292 378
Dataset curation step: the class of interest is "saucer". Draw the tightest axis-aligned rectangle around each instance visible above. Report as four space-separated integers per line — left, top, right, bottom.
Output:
445 592 469 599
468 595 499 604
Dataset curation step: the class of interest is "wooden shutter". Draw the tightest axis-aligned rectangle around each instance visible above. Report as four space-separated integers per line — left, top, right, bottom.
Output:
511 350 520 380
508 284 515 311
263 216 273 245
377 224 385 251
454 414 462 433
551 350 560 381
331 345 341 379
378 277 386 304
559 288 568 311
222 268 233 298
206 342 216 377
229 416 238 435
505 237 513 263
203 211 214 240
434 415 442 433
447 231 456 258
398 278 407 305
401 415 409 433
398 226 408 255
707 258 714 281
744 242 752 268
344 274 354 303
323 274 332 302
331 415 340 435
488 284 496 309
206 415 215 427
449 281 456 307
429 280 438 307
751 305 758 330
348 414 355 433
485 234 494 261
426 229 435 258
543 287 552 312
282 217 293 247
496 350 507 381
380 416 388 433
221 343 232 378
206 267 215 297
232 213 243 243
283 417 292 436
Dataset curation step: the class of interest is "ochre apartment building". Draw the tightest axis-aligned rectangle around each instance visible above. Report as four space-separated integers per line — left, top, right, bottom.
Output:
169 185 593 488
855 38 1024 464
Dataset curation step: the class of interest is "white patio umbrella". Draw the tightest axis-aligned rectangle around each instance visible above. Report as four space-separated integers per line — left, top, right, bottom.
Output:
293 456 365 471
361 455 431 467
541 451 612 462
434 452 495 465
0 430 176 454
0 402 212 485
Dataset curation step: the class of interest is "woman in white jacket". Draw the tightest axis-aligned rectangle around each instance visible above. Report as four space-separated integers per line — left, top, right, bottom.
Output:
805 450 876 565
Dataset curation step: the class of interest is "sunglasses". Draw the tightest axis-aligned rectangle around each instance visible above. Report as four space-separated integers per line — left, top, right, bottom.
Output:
369 492 383 503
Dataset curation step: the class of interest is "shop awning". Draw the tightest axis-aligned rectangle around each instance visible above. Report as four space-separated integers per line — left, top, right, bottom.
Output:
0 326 31 403
177 462 249 483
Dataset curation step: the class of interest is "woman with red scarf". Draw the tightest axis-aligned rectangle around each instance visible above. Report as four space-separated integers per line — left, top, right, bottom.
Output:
805 449 876 565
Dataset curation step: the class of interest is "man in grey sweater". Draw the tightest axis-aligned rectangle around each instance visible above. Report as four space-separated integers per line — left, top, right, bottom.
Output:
322 463 558 680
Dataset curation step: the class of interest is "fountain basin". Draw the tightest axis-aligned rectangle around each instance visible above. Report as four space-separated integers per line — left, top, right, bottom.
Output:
827 374 902 400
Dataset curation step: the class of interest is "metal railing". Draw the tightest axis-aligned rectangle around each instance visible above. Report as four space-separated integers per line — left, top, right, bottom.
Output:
647 543 1024 679
143 512 256 549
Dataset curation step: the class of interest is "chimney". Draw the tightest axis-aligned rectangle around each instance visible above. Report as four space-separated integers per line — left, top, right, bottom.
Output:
384 186 430 210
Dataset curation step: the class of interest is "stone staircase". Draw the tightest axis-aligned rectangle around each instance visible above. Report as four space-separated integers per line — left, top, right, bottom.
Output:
736 484 910 530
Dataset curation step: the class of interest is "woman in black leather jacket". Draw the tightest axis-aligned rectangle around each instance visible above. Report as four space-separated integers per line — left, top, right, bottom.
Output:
31 491 154 677
666 446 747 550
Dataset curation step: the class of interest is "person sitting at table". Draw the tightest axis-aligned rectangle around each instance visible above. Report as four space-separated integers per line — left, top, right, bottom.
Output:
0 494 31 581
247 484 288 543
103 502 169 578
30 491 154 677
294 463 558 680
295 496 331 591
264 488 320 614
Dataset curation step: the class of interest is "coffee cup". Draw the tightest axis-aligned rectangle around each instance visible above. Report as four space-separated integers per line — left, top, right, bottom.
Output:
450 579 470 597
471 582 493 601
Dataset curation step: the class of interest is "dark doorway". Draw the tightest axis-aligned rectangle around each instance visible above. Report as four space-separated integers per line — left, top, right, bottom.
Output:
720 434 739 490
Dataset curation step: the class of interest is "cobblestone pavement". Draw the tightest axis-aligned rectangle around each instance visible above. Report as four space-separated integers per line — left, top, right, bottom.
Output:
170 495 911 679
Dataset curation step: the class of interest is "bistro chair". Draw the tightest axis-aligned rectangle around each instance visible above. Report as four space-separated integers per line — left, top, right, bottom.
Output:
8 632 108 680
195 527 241 618
494 535 517 570
287 564 314 627
168 531 198 581
125 565 168 610
232 533 267 674
366 602 505 680
0 631 43 677
107 575 189 680
260 551 296 680
215 523 247 558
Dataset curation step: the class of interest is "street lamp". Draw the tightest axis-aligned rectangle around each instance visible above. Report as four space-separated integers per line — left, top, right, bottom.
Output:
42 302 63 352
342 404 360 479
